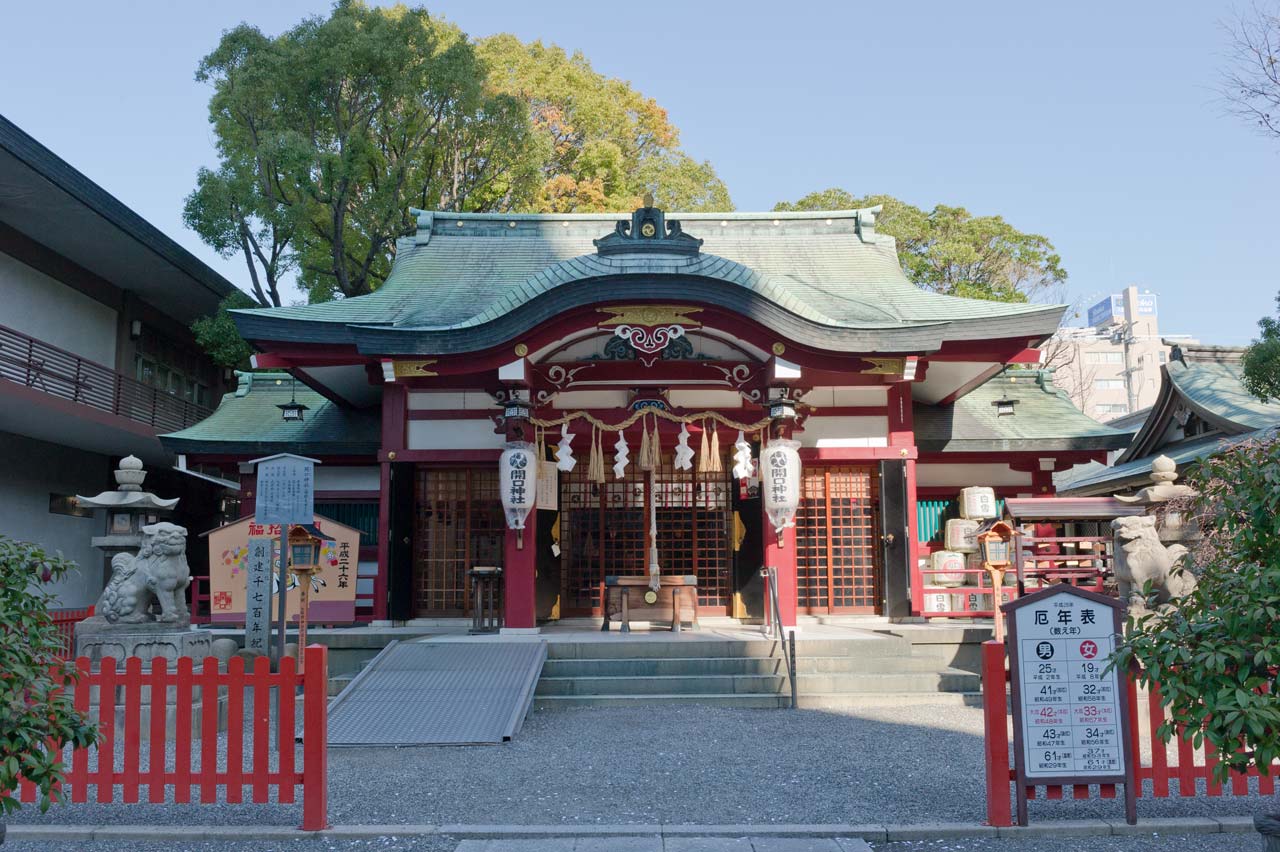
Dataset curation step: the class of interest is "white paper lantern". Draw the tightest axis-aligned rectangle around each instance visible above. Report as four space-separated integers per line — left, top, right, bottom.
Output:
761 438 801 534
499 441 538 530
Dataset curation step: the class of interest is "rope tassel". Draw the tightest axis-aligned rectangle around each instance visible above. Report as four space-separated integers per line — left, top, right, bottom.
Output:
588 427 605 483
707 423 722 473
698 420 711 474
638 419 653 471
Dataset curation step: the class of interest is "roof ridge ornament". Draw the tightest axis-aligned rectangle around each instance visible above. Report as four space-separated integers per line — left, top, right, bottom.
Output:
594 201 703 257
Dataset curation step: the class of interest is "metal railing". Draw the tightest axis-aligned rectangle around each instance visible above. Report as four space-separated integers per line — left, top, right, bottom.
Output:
0 323 212 432
761 565 797 708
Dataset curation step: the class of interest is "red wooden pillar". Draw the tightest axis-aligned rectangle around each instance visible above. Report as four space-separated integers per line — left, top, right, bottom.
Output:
501 405 538 632
764 514 798 627
1031 467 1055 496
374 462 391 621
238 471 256 519
503 527 537 630
889 382 922 617
375 383 407 622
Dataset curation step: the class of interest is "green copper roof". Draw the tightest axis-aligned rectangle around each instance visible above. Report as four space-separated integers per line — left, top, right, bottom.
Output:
232 207 1065 355
1165 358 1280 431
159 372 379 456
913 369 1131 453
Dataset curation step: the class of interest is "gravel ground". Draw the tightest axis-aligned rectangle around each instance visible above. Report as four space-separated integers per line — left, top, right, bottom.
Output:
0 835 1265 852
8 703 1277 827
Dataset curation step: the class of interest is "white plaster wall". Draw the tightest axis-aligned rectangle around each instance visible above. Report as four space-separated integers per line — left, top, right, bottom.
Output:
667 390 742 409
408 419 502 450
801 386 888 407
916 463 1032 487
0 253 117 366
798 416 889 448
0 431 112 607
408 391 494 410
315 466 380 492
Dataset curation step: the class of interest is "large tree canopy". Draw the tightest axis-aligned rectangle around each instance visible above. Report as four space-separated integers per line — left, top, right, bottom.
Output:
187 1 730 309
773 189 1066 303
1242 292 1280 402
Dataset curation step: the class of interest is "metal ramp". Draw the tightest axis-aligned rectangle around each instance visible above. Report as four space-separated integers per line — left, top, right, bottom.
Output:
328 640 546 746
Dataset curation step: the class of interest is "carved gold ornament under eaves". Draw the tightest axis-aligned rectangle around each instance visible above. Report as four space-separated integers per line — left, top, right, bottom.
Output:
596 305 703 328
392 359 439 378
862 358 905 376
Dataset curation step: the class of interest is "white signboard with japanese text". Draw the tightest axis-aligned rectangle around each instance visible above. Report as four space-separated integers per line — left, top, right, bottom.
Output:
1009 586 1127 780
254 455 316 526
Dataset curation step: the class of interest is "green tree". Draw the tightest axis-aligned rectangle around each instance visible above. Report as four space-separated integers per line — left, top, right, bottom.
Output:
188 3 731 317
1242 293 1280 402
0 537 98 826
190 2 541 303
1113 438 1280 804
191 291 257 371
774 189 1065 302
478 36 731 213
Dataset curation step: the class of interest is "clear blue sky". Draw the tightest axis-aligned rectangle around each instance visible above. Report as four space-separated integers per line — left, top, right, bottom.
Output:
1 1 1274 344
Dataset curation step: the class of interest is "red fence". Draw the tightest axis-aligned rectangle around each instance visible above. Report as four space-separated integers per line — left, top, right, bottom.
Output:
17 645 329 831
50 606 94 658
982 640 1279 826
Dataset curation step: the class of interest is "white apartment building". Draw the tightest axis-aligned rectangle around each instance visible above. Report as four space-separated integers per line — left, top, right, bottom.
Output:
1046 285 1196 422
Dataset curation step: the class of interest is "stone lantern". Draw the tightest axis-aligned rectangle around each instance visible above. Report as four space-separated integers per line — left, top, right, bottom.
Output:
77 456 180 585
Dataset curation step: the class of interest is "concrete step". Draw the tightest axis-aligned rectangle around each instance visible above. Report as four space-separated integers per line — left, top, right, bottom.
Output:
797 691 984 709
544 636 911 660
794 669 980 694
541 654 944 678
534 693 791 710
536 673 785 697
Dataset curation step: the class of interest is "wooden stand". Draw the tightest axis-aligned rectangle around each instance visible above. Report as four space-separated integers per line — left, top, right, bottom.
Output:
602 575 699 633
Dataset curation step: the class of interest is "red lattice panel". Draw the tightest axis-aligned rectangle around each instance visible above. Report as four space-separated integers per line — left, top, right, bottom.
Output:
413 467 503 616
796 466 880 614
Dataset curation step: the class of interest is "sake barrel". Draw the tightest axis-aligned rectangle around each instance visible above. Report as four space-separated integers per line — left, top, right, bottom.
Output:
929 550 967 587
923 593 950 613
945 518 980 552
959 486 998 519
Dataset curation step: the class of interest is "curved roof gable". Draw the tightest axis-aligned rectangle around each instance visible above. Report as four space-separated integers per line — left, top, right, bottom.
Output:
232 206 1064 355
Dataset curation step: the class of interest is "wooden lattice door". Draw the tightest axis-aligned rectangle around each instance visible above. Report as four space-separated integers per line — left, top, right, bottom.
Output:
796 466 881 614
559 460 732 616
413 467 504 617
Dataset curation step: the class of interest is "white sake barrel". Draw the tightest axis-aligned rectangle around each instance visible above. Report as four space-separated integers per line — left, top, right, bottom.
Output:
923 593 950 613
959 486 998 519
945 518 980 552
930 550 967 587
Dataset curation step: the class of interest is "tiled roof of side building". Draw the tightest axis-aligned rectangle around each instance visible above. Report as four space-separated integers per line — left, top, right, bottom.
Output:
913 369 1131 453
231 208 1066 354
159 372 380 456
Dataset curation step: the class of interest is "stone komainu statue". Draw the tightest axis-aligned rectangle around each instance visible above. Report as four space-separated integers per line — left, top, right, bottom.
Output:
97 522 191 625
1111 515 1197 614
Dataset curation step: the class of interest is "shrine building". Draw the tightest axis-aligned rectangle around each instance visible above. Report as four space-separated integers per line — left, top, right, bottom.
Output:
162 204 1129 629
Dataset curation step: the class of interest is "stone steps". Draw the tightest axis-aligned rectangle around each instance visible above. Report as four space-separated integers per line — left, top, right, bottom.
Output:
542 654 946 678
535 632 975 710
533 692 790 710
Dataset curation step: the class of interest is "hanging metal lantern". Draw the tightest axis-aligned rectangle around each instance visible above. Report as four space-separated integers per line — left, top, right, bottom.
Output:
499 441 539 545
760 438 801 537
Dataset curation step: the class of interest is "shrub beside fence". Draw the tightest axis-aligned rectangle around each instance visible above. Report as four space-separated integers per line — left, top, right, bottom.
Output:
982 640 1279 826
16 644 329 831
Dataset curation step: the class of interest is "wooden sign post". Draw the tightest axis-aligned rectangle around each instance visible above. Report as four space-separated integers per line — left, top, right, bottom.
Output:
1003 582 1136 826
250 453 319 665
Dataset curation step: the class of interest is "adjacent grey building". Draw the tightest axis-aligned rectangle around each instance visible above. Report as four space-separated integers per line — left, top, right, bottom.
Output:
0 113 236 606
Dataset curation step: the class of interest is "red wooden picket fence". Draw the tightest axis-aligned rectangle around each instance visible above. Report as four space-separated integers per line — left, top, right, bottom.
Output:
50 606 94 658
17 645 329 831
982 640 1279 826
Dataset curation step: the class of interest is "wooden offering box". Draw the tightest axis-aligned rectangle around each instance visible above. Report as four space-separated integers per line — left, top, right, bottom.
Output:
603 575 699 633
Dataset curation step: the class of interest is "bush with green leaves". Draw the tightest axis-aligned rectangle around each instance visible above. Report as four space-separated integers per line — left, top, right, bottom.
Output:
1113 436 1280 780
0 536 97 815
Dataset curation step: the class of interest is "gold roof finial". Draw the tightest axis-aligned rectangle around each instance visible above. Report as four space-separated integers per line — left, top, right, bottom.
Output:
643 191 655 209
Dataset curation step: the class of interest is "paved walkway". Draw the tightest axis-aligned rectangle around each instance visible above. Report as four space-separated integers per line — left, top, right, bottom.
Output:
456 840 869 852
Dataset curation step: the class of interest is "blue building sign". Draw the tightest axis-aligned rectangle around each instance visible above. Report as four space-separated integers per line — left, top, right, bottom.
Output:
1088 293 1157 328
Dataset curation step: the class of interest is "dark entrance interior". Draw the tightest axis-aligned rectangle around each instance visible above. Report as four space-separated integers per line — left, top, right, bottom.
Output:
558 461 733 616
411 466 504 617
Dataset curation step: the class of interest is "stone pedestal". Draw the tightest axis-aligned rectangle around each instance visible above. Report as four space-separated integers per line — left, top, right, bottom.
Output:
74 617 212 665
